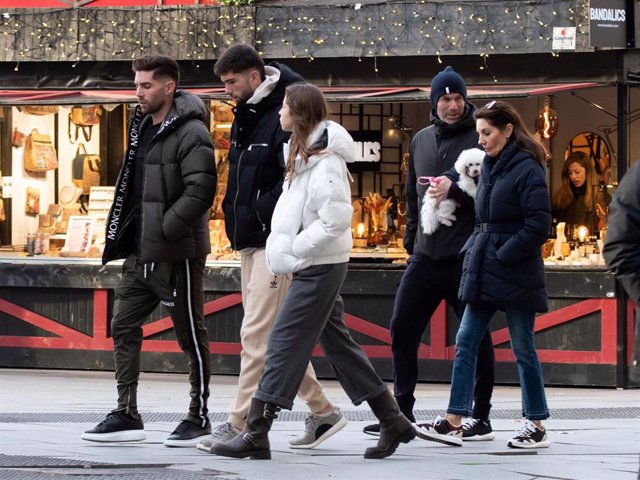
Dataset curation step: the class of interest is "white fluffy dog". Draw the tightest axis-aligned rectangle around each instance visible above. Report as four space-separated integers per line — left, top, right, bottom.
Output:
420 148 484 235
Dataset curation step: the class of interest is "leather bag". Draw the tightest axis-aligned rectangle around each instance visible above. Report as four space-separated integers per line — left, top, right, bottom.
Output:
72 143 101 194
69 106 102 142
23 129 58 172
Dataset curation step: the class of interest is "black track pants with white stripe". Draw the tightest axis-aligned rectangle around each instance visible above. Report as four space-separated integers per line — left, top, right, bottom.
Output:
112 255 210 426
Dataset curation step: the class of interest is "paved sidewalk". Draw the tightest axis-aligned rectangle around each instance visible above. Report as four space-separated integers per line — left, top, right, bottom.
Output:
1 368 638 479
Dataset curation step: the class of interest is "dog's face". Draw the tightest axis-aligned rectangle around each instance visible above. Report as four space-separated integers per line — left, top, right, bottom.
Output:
455 149 484 179
465 160 483 178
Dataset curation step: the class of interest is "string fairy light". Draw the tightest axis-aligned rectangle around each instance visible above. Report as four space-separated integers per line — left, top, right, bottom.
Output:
0 0 590 76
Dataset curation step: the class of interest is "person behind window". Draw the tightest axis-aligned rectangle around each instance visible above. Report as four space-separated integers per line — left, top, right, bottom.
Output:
552 151 608 234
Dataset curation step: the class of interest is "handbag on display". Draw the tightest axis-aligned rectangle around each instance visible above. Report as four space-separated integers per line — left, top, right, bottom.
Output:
72 143 101 194
69 106 102 143
12 127 25 148
23 129 58 173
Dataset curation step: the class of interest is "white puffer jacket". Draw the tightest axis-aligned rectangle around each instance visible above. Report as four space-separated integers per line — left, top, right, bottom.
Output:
266 120 354 274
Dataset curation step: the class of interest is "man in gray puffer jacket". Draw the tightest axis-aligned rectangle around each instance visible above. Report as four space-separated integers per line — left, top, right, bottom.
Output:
82 55 217 448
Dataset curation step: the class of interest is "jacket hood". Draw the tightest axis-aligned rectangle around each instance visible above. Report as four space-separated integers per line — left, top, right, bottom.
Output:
238 62 304 113
290 121 356 173
247 65 280 105
171 90 209 124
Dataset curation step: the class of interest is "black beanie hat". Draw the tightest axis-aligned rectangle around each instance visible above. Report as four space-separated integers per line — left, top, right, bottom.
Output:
429 66 467 106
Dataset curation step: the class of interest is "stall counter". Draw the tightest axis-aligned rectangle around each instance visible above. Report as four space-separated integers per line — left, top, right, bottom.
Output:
0 257 633 388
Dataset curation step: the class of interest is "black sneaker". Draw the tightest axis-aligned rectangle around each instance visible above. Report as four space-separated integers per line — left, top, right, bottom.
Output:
507 420 550 449
81 409 146 442
164 419 212 447
362 422 380 437
462 418 495 441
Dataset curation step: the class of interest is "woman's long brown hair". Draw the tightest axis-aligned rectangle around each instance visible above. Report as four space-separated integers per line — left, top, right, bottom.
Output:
474 100 548 165
552 151 602 212
283 83 329 181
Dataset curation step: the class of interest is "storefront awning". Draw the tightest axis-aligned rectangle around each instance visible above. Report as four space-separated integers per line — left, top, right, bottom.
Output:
320 82 607 103
0 88 225 106
0 82 605 106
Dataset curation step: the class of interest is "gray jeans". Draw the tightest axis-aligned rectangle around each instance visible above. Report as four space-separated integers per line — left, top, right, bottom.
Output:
255 263 387 409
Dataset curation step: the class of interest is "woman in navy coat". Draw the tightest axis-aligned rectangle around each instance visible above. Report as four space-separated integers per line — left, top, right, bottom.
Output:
416 100 552 449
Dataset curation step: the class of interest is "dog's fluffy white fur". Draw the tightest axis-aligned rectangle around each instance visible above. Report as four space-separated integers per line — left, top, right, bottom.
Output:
421 148 484 235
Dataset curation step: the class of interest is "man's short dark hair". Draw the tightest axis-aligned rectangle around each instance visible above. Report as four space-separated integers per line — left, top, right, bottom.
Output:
214 43 265 80
132 54 180 87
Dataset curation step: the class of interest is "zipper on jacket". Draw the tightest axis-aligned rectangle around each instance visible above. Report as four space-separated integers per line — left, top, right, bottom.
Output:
232 149 246 249
248 143 268 150
255 189 266 232
137 128 158 264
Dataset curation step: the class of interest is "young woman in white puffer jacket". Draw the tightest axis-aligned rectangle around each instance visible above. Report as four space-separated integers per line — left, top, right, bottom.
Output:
210 82 418 461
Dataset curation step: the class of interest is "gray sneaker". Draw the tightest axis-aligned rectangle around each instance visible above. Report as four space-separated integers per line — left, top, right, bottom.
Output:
289 406 348 449
195 422 241 453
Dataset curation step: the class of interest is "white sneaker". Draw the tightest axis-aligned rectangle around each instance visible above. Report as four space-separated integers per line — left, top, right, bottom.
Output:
289 406 348 449
507 419 550 449
414 415 463 447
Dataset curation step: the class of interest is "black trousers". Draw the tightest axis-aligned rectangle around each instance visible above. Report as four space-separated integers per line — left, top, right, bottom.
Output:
390 255 495 420
111 255 210 426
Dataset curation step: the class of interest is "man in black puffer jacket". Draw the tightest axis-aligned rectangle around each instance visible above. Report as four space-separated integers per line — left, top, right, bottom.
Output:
197 44 346 453
83 55 217 448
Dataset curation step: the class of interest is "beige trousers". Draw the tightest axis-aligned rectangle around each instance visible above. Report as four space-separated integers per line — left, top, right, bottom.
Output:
227 247 331 429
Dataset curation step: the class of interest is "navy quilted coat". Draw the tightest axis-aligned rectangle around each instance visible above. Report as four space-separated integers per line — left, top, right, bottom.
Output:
459 142 551 313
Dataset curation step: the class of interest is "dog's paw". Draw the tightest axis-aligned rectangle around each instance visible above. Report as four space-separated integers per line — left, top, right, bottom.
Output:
440 215 456 227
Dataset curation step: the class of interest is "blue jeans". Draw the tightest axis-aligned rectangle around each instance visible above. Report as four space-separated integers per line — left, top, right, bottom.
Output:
447 302 549 421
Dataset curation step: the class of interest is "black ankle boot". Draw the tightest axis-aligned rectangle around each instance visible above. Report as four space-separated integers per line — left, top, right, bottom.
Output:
210 398 280 460
364 389 415 459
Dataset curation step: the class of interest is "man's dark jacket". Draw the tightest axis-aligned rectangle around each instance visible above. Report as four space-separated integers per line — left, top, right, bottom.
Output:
222 62 304 251
603 161 640 384
102 90 217 265
404 103 478 260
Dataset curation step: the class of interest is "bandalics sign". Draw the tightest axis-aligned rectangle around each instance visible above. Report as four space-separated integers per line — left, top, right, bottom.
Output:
589 0 628 48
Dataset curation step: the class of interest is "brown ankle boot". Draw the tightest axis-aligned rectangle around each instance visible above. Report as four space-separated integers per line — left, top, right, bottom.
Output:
210 398 280 460
364 389 415 459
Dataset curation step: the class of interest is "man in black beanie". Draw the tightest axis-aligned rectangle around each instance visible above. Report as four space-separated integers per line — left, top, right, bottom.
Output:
364 66 496 441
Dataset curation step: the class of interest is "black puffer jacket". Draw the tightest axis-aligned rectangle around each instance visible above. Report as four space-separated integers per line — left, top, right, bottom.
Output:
459 142 551 312
603 161 640 384
102 90 217 265
604 161 640 304
222 63 304 250
404 103 478 260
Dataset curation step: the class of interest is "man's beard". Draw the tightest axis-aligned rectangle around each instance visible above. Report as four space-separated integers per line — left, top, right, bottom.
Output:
140 99 163 115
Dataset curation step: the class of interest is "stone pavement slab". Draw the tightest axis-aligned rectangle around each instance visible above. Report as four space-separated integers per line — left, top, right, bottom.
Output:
1 369 638 480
